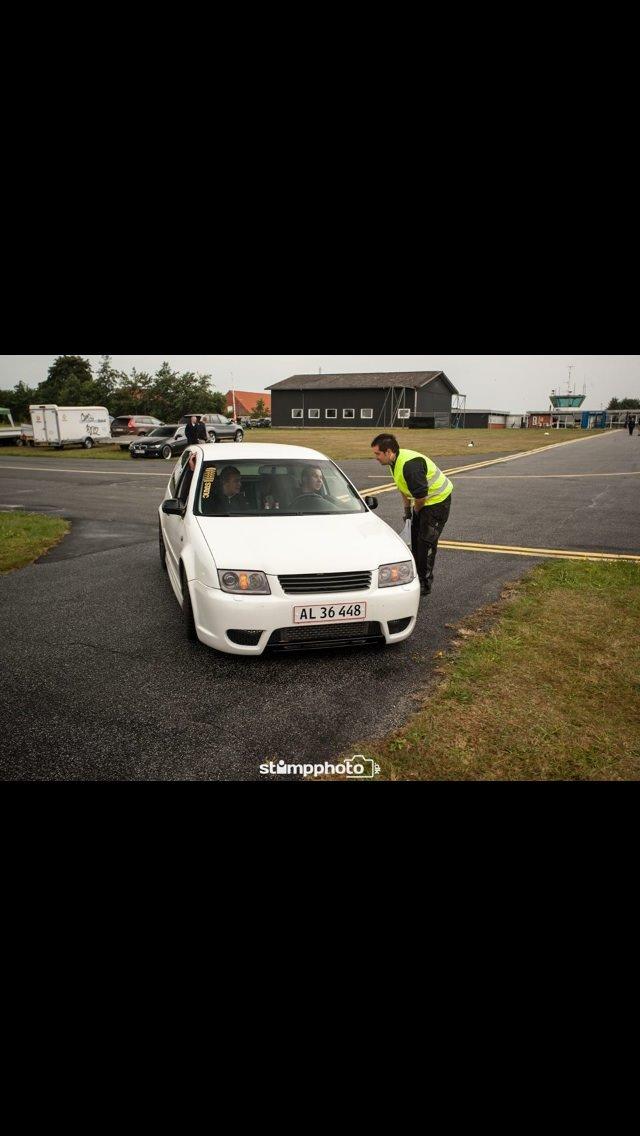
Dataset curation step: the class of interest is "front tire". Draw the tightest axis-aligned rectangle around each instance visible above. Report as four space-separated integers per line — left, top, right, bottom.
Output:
210 434 218 444
234 431 244 443
162 445 173 459
83 438 94 450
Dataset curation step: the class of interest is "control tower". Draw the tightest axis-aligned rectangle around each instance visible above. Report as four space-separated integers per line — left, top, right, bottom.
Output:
550 391 586 409
549 366 586 427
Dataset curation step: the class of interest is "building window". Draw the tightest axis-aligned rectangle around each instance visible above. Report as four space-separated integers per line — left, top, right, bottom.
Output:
325 409 337 420
361 409 373 420
292 409 303 420
308 409 320 420
343 409 355 420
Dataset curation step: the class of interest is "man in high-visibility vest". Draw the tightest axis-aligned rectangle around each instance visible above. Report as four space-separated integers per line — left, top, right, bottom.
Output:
372 434 453 598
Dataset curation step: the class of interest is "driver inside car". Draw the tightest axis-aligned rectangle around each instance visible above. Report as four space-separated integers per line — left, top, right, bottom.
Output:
291 465 341 512
300 467 325 497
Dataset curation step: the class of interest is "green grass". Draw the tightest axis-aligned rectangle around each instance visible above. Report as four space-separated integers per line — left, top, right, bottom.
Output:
249 427 605 461
0 512 70 573
348 560 640 781
0 428 605 464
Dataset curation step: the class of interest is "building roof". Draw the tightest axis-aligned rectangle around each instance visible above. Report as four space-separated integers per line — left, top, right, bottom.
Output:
226 390 272 415
269 371 458 394
464 409 514 416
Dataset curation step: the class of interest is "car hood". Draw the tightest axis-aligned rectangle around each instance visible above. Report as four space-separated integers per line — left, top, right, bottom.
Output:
133 437 164 445
196 513 410 574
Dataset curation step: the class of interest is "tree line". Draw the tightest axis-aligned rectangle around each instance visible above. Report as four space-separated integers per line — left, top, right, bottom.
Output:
608 398 640 410
2 356 231 423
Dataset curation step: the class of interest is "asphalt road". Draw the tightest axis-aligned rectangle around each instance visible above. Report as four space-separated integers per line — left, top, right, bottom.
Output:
1 431 638 781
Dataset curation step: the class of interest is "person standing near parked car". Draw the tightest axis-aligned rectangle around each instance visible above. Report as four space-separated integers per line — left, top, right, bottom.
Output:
186 416 207 445
371 434 453 598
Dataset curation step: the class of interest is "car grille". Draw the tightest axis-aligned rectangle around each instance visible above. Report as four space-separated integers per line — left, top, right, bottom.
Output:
278 571 372 595
268 622 384 651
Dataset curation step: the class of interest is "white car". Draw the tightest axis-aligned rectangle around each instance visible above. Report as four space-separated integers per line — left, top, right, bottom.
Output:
158 444 420 656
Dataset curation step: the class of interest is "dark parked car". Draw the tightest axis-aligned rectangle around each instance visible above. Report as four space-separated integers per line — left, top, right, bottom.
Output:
254 418 272 429
129 421 244 460
129 426 192 460
112 415 163 439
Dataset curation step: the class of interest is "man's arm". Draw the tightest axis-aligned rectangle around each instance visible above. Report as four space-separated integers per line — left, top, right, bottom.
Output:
403 458 430 513
401 492 413 520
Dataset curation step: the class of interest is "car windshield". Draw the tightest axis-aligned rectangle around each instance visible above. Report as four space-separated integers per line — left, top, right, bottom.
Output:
195 460 366 518
149 427 176 438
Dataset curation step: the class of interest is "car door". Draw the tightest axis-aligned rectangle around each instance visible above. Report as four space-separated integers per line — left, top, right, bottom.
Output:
163 453 198 582
173 427 188 454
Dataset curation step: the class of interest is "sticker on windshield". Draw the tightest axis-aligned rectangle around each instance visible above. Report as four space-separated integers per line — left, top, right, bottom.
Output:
203 467 217 501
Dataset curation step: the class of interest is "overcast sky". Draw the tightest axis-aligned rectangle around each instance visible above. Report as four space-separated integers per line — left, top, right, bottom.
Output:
1 355 638 413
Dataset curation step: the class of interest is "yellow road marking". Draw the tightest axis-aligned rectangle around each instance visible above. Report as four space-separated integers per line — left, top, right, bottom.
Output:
455 472 640 480
439 540 640 563
364 481 395 494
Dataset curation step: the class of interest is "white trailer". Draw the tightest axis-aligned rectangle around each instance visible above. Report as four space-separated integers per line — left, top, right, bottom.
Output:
29 405 111 450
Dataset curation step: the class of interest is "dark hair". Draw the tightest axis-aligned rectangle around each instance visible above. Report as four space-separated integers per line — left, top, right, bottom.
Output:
371 434 400 455
221 466 241 483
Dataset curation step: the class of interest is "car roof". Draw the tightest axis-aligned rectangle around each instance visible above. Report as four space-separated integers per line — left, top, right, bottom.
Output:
197 443 328 460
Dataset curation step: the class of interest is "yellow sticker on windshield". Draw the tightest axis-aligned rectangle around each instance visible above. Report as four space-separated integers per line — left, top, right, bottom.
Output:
203 467 216 501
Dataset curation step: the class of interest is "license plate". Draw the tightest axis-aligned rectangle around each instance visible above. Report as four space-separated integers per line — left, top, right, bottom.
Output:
294 603 367 626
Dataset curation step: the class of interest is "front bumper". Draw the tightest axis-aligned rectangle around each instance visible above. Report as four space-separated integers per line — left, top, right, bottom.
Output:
190 577 420 656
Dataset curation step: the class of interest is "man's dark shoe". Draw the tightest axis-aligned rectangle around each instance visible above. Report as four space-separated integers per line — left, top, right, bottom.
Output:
419 580 432 598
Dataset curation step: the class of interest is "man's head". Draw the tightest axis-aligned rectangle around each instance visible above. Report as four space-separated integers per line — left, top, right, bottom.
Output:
301 466 324 494
221 467 242 497
190 416 198 426
371 434 400 466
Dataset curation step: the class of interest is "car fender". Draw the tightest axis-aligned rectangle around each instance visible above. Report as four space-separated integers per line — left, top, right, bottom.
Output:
181 516 220 589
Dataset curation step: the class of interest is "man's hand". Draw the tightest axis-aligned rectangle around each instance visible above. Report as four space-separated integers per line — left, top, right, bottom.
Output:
188 452 197 472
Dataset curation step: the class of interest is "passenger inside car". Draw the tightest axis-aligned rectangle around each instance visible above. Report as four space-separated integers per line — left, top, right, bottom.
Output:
217 467 250 512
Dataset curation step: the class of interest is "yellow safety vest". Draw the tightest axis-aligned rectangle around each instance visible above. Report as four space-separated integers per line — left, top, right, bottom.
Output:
392 449 453 507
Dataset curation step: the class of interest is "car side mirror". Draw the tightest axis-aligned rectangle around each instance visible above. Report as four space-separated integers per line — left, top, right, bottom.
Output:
365 496 379 511
162 499 184 517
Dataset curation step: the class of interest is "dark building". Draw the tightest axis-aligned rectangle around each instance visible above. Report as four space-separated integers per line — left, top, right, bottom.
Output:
460 410 518 429
269 371 459 429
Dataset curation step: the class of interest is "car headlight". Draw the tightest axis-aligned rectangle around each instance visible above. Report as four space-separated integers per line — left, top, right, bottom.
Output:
218 570 271 595
378 561 415 588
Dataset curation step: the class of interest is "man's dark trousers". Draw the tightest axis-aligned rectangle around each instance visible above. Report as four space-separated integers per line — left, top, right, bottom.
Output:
411 498 452 590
